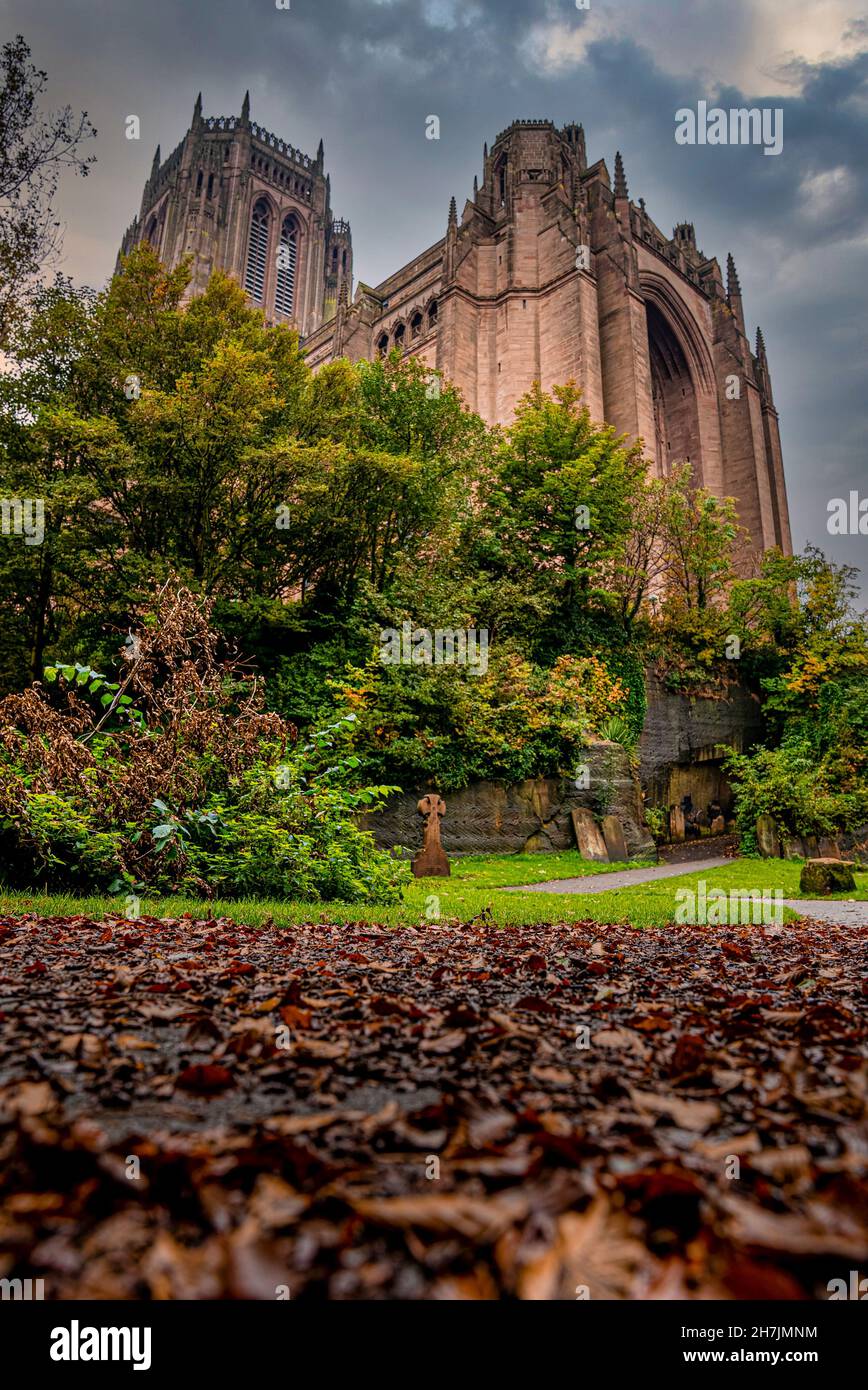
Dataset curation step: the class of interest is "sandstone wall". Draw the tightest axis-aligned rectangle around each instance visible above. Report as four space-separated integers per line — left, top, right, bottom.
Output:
639 671 765 816
361 741 655 858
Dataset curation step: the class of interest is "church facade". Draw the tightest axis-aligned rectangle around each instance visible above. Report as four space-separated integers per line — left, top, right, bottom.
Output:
119 101 791 558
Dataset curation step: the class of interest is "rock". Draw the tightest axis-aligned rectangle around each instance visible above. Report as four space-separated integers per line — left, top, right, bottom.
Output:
782 835 806 861
799 858 856 895
571 808 609 862
755 814 780 858
601 814 629 862
838 825 868 866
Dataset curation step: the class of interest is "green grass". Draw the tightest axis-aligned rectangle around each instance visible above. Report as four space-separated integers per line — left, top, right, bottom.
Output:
2 851 866 930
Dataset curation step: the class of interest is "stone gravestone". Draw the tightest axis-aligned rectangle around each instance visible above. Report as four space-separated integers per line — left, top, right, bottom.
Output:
669 806 686 843
709 815 726 837
601 814 629 862
412 794 450 878
571 808 609 862
782 835 806 860
755 815 780 858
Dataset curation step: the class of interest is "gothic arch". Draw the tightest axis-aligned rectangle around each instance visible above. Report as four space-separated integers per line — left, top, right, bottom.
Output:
639 272 714 395
274 212 300 319
493 155 507 208
244 196 273 304
640 273 715 483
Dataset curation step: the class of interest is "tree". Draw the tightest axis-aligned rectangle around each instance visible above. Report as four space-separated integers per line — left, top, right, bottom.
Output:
0 35 95 343
474 383 647 646
659 463 740 614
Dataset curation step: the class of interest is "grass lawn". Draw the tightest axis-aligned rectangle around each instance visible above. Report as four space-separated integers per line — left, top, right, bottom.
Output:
2 851 867 929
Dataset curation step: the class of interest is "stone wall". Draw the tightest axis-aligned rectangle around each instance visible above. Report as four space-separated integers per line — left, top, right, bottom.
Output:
639 671 765 818
361 741 655 859
362 674 765 859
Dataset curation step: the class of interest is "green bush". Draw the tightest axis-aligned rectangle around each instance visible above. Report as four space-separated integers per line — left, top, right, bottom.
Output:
725 740 868 843
0 586 408 903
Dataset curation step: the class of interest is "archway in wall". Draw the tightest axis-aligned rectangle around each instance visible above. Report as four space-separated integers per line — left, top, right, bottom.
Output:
645 300 703 484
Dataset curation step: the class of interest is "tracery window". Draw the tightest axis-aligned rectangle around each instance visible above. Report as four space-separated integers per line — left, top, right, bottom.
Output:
274 215 299 318
244 198 270 303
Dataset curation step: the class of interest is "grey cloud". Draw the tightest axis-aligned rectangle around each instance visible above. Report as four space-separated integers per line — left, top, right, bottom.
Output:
3 0 867 595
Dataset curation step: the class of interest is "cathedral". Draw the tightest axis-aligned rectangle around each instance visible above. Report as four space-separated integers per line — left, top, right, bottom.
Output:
118 97 791 558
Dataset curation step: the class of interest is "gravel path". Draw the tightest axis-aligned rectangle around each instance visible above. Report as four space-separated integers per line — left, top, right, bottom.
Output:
502 856 732 894
502 859 868 925
784 899 868 925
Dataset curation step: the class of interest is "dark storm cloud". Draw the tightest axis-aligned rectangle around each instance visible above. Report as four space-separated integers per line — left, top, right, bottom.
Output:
3 0 867 594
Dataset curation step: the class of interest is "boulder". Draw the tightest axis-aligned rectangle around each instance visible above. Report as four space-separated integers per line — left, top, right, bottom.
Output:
571 808 609 862
601 814 629 862
799 858 857 895
755 814 780 858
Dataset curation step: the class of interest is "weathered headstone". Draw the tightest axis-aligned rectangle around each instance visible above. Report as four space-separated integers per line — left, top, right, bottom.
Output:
799 858 856 895
670 806 685 842
571 808 609 862
709 815 726 837
782 835 806 861
601 814 629 862
412 794 450 877
755 814 780 858
818 836 842 860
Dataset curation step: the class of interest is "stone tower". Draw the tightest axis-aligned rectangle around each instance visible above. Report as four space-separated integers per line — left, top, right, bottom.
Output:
304 118 791 559
119 108 790 560
117 93 352 338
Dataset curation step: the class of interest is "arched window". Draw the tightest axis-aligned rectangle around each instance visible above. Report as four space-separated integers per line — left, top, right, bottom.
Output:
244 198 270 303
496 158 507 207
207 173 214 199
428 300 438 328
393 322 405 350
145 214 159 247
195 170 203 195
411 311 423 339
274 214 299 318
376 333 389 357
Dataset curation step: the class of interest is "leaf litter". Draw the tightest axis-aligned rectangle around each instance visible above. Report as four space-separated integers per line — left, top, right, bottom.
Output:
0 911 866 1300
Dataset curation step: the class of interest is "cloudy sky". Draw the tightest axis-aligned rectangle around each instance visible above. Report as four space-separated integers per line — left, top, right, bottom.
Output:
4 0 867 596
